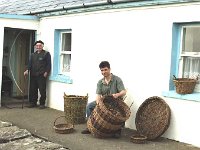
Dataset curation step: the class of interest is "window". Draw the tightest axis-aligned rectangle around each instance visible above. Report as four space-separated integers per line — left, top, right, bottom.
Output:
49 29 72 83
162 23 200 102
179 26 200 92
60 31 72 74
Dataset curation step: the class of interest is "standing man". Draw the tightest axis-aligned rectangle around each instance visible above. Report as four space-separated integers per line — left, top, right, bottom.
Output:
81 61 126 137
24 40 51 109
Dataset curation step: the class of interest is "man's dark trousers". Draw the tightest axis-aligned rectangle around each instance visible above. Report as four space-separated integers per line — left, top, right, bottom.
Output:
29 75 47 106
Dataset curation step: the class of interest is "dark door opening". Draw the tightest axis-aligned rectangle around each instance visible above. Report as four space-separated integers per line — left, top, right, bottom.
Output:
1 27 35 108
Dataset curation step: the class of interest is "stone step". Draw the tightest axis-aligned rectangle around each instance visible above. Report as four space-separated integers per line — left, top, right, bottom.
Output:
0 136 68 150
0 120 69 150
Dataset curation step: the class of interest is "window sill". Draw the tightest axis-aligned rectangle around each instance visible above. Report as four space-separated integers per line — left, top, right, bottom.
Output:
162 90 200 102
49 74 73 84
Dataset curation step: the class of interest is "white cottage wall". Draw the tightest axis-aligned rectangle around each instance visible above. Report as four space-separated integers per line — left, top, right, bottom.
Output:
0 18 39 30
39 3 200 147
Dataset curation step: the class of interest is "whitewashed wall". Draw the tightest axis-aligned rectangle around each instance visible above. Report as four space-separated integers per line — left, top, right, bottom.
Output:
39 3 200 148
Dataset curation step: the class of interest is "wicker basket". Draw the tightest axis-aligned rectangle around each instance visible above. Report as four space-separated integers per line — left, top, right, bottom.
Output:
173 78 197 94
53 116 74 134
135 96 171 140
64 93 88 124
87 96 131 138
130 134 147 144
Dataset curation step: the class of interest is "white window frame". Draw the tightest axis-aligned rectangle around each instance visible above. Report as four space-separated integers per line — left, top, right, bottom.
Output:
59 31 72 75
178 26 200 92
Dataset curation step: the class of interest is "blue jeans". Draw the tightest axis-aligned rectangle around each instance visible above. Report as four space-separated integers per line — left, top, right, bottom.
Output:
86 101 96 118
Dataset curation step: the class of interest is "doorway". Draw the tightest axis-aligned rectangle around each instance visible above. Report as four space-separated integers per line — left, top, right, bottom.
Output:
1 27 35 108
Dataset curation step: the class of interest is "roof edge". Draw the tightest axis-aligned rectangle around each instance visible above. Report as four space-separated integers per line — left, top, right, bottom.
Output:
24 0 200 17
0 14 39 20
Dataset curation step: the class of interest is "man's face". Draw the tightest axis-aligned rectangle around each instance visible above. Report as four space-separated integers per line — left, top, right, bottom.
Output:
35 43 44 52
100 67 111 77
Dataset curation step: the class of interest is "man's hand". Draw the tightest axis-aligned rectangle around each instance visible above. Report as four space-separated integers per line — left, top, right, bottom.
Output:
96 95 102 105
24 70 29 76
112 90 127 99
44 72 48 78
112 93 119 99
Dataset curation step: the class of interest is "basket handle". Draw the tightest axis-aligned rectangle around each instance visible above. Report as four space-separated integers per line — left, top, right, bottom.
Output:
53 116 67 127
196 74 200 80
173 75 177 80
173 74 199 80
129 101 134 108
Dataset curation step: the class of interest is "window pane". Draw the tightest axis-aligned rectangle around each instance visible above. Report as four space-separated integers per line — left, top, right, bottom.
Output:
182 27 200 52
62 33 71 51
182 57 200 79
62 54 71 72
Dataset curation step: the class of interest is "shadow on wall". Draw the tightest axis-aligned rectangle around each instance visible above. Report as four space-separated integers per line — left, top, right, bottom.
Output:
124 89 137 129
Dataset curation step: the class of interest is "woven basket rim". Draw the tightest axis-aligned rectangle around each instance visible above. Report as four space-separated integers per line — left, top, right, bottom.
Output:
53 123 74 130
135 96 171 140
64 92 88 98
99 96 131 121
173 78 197 83
130 135 147 140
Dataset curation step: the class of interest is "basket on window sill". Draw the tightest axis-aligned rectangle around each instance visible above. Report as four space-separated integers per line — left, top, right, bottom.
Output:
173 75 197 94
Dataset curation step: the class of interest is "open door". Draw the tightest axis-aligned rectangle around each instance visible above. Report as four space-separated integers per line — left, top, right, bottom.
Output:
0 14 39 108
1 27 35 107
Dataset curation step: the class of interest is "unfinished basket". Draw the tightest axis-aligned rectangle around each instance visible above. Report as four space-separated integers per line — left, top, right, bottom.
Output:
87 95 131 138
135 96 171 140
173 78 197 94
53 116 74 134
64 93 88 124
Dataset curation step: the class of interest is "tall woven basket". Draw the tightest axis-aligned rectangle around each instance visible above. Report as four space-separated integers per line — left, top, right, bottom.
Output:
173 78 197 94
64 93 88 124
87 96 131 138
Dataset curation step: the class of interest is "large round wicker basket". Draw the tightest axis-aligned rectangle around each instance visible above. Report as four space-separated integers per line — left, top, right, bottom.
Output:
87 96 131 138
64 93 88 124
135 96 171 140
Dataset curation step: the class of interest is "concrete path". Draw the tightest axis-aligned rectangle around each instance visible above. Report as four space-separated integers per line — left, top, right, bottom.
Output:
0 106 199 150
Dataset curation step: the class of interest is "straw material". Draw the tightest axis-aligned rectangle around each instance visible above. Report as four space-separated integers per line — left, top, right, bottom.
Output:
173 78 197 94
53 116 74 134
87 96 131 138
64 93 88 124
135 96 171 140
130 134 147 144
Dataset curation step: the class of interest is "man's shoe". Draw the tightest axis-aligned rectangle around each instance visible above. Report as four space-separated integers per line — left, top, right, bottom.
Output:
39 105 45 109
121 122 125 128
81 129 90 134
27 104 37 108
113 130 121 138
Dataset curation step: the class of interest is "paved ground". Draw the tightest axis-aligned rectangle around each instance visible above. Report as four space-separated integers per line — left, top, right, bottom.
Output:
0 122 68 150
0 102 200 150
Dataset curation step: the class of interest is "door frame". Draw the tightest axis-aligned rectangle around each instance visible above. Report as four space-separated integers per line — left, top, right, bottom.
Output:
0 14 39 107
